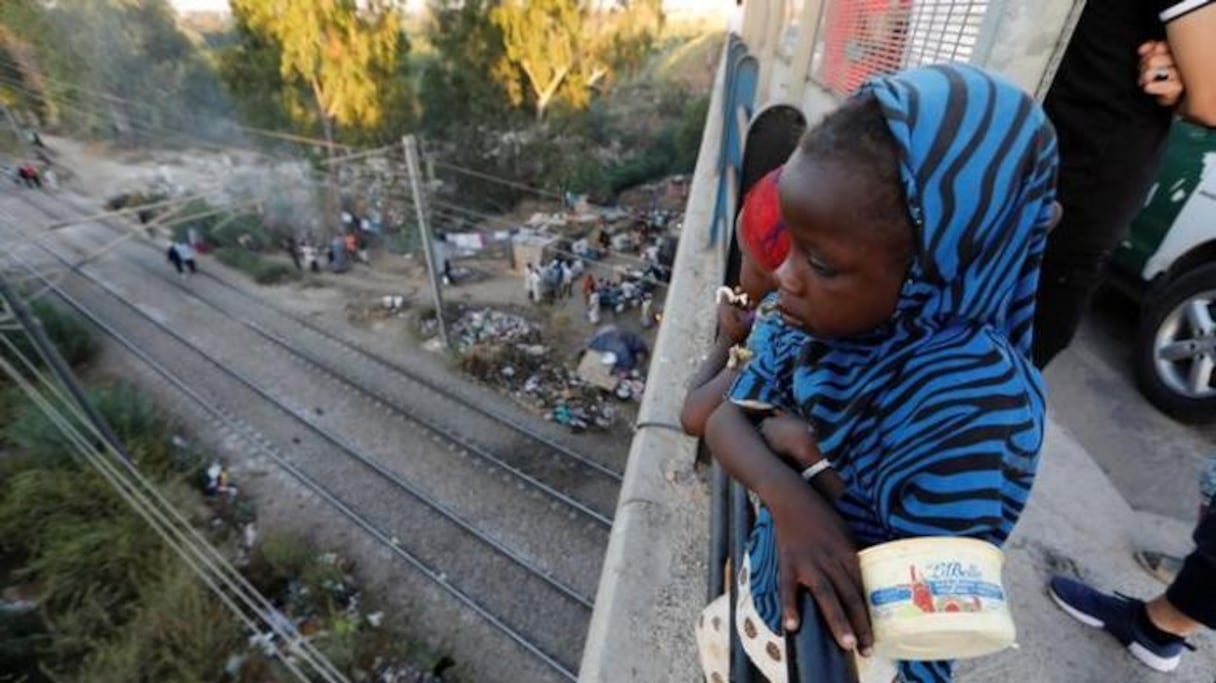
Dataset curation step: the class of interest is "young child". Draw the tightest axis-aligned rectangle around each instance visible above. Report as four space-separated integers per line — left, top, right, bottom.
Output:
703 64 1060 682
680 167 790 437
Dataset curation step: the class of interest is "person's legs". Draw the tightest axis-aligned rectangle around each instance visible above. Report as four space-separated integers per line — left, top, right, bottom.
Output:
1032 167 1152 369
186 259 197 274
1032 223 1126 368
1163 505 1216 630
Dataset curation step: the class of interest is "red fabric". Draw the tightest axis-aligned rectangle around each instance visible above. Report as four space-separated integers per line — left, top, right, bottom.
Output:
739 168 790 273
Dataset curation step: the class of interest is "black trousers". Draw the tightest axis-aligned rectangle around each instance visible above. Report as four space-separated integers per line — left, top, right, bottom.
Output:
1031 156 1164 369
1167 505 1216 629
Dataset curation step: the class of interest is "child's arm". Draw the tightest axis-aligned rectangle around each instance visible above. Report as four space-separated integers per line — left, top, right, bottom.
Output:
758 414 847 501
679 303 751 436
679 361 736 437
705 401 872 655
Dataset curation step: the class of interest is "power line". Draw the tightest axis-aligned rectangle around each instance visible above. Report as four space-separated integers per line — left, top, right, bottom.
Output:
431 160 566 201
0 276 349 683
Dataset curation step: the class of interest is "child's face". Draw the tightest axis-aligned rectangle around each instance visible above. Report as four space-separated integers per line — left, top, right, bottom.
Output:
774 157 909 339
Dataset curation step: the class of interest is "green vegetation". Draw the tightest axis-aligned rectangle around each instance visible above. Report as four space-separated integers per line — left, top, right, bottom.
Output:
0 301 441 681
0 299 99 377
2 0 712 208
227 0 413 147
0 0 233 142
214 247 297 285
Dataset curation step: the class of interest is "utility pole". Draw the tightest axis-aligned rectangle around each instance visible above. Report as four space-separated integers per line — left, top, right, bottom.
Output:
402 134 450 350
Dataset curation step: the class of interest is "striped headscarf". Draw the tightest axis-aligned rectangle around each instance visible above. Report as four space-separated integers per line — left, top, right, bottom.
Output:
743 64 1058 680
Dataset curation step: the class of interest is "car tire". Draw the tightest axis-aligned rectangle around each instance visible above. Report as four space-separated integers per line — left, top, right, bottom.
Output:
1135 262 1216 423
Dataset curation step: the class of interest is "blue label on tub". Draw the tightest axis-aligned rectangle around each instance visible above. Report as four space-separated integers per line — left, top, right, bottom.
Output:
871 587 913 606
869 581 1004 607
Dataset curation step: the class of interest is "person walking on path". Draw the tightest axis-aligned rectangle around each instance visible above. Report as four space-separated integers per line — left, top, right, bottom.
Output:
177 241 197 277
17 163 40 188
285 236 302 271
525 263 542 304
167 241 184 276
560 259 574 300
1032 0 1216 368
301 242 319 273
587 289 601 325
581 272 596 305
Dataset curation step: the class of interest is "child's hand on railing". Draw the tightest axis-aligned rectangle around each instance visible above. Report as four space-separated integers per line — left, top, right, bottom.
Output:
770 483 874 658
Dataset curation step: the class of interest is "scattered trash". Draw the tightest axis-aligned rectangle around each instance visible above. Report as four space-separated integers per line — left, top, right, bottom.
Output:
450 310 616 431
224 654 245 678
367 611 385 628
451 308 542 349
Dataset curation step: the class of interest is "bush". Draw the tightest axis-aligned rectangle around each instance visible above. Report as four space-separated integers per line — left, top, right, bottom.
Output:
0 300 99 381
214 247 297 285
2 382 187 477
210 214 273 252
171 203 274 253
72 562 243 683
674 94 710 172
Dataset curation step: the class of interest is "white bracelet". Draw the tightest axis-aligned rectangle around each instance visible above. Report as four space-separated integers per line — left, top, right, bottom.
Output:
800 459 833 482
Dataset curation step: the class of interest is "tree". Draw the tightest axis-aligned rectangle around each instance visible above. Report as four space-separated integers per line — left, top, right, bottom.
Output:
490 0 663 120
229 0 405 146
0 0 234 143
419 0 513 134
491 0 583 120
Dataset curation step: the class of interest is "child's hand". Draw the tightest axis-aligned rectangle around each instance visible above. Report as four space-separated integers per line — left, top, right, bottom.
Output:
717 302 752 345
770 484 872 656
760 415 819 467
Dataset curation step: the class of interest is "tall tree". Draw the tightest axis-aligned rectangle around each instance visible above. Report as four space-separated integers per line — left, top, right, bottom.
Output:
491 0 582 120
229 0 404 146
420 0 512 133
490 0 663 120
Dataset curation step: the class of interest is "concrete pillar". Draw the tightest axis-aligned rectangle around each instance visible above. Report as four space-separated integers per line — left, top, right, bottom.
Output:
756 0 787 105
783 0 825 105
977 0 1087 98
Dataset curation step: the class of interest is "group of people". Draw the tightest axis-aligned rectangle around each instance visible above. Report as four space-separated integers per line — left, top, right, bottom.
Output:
286 232 367 274
523 255 663 330
583 272 656 326
681 1 1216 678
524 257 584 305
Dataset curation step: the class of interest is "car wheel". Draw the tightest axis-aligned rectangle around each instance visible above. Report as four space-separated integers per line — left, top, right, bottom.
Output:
1135 262 1216 423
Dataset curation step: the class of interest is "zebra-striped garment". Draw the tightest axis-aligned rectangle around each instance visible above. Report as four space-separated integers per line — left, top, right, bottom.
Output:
728 292 805 413
729 64 1059 683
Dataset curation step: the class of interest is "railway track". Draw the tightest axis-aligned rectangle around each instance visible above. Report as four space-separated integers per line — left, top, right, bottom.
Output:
1 190 627 681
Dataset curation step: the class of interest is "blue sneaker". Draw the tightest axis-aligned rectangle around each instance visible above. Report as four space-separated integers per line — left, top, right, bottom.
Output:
1049 576 1191 673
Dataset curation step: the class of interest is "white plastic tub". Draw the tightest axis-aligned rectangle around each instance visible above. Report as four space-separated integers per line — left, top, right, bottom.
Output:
858 537 1016 661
